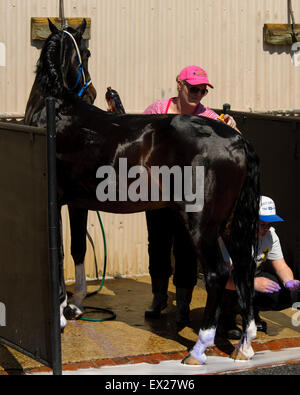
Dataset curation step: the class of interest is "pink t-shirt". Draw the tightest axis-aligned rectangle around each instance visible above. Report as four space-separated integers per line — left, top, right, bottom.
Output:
143 98 219 120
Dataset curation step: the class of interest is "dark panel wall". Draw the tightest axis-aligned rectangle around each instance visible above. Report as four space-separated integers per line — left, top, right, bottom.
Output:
230 112 300 278
0 122 55 367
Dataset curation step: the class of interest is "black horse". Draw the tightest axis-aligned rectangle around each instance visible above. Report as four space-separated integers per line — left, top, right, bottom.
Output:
25 19 260 365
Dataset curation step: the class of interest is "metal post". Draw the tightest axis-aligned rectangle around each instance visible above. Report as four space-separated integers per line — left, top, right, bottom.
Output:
46 97 62 376
288 0 297 43
59 0 68 29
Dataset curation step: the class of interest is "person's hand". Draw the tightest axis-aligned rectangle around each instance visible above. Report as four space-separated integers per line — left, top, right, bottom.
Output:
254 277 281 293
223 114 241 134
284 280 300 291
223 114 236 128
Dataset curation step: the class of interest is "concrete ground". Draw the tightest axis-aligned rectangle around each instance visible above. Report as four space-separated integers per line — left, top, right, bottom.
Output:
0 275 300 374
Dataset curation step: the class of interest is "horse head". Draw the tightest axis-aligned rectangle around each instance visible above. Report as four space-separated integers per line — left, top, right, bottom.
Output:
36 19 96 102
25 19 96 124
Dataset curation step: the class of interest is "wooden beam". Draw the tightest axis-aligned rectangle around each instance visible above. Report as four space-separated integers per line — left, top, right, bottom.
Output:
263 24 300 45
31 17 91 41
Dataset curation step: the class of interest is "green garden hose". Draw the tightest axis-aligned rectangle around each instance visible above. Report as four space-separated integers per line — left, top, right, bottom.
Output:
78 211 116 322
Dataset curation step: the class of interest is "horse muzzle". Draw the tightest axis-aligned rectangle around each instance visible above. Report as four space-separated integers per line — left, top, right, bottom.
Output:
83 83 97 104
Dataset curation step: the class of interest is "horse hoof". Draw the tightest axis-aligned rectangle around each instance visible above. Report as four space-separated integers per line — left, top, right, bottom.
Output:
230 347 253 361
64 304 84 320
181 353 204 365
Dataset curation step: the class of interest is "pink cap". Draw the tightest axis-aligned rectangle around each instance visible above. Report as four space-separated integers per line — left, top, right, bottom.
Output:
178 65 214 88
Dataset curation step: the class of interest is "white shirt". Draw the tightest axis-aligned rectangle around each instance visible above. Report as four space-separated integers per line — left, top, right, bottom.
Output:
218 227 284 269
256 227 283 268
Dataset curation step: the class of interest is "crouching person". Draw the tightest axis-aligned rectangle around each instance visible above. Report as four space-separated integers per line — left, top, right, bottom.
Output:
218 196 300 339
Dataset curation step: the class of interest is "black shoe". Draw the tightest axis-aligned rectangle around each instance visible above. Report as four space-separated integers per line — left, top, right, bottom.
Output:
145 295 168 318
225 327 242 340
176 315 191 331
217 313 242 340
218 325 242 340
145 277 169 319
255 312 267 333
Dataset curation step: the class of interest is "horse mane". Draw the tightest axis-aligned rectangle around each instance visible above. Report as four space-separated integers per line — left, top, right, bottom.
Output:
35 31 65 98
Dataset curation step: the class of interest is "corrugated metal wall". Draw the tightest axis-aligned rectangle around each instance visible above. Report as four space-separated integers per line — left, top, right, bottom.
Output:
1 0 299 114
62 208 149 281
1 0 299 279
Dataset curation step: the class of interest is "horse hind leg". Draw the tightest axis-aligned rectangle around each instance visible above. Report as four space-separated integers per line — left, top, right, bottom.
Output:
230 274 257 361
64 207 88 319
231 320 256 361
230 255 257 361
182 230 230 365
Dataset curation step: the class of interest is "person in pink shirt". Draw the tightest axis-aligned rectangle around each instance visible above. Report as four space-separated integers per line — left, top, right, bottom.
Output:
144 65 239 329
144 65 238 126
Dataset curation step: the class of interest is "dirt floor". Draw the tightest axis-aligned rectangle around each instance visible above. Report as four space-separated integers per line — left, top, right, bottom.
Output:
0 275 299 373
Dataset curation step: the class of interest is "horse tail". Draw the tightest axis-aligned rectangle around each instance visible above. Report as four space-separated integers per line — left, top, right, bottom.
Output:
227 137 260 311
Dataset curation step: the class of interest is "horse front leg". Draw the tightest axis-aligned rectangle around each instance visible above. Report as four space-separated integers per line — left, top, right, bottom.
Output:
57 207 67 331
65 207 88 319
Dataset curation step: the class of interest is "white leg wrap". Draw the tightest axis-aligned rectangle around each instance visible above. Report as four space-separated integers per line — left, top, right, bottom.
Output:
71 263 87 309
190 327 216 363
60 296 67 330
237 320 257 359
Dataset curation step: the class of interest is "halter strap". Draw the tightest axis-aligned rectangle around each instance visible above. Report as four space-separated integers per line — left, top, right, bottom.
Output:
63 30 92 97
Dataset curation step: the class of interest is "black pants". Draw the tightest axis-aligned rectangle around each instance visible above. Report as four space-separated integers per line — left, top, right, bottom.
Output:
146 208 198 288
254 271 300 311
223 271 300 313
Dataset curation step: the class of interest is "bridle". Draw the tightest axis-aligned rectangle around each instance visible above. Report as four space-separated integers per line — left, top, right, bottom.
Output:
62 30 92 97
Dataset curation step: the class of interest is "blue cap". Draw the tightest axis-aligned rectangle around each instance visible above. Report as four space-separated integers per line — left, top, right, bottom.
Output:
259 196 284 223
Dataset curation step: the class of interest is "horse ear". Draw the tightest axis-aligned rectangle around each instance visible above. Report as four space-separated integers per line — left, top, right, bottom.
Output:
48 18 59 34
77 19 87 36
